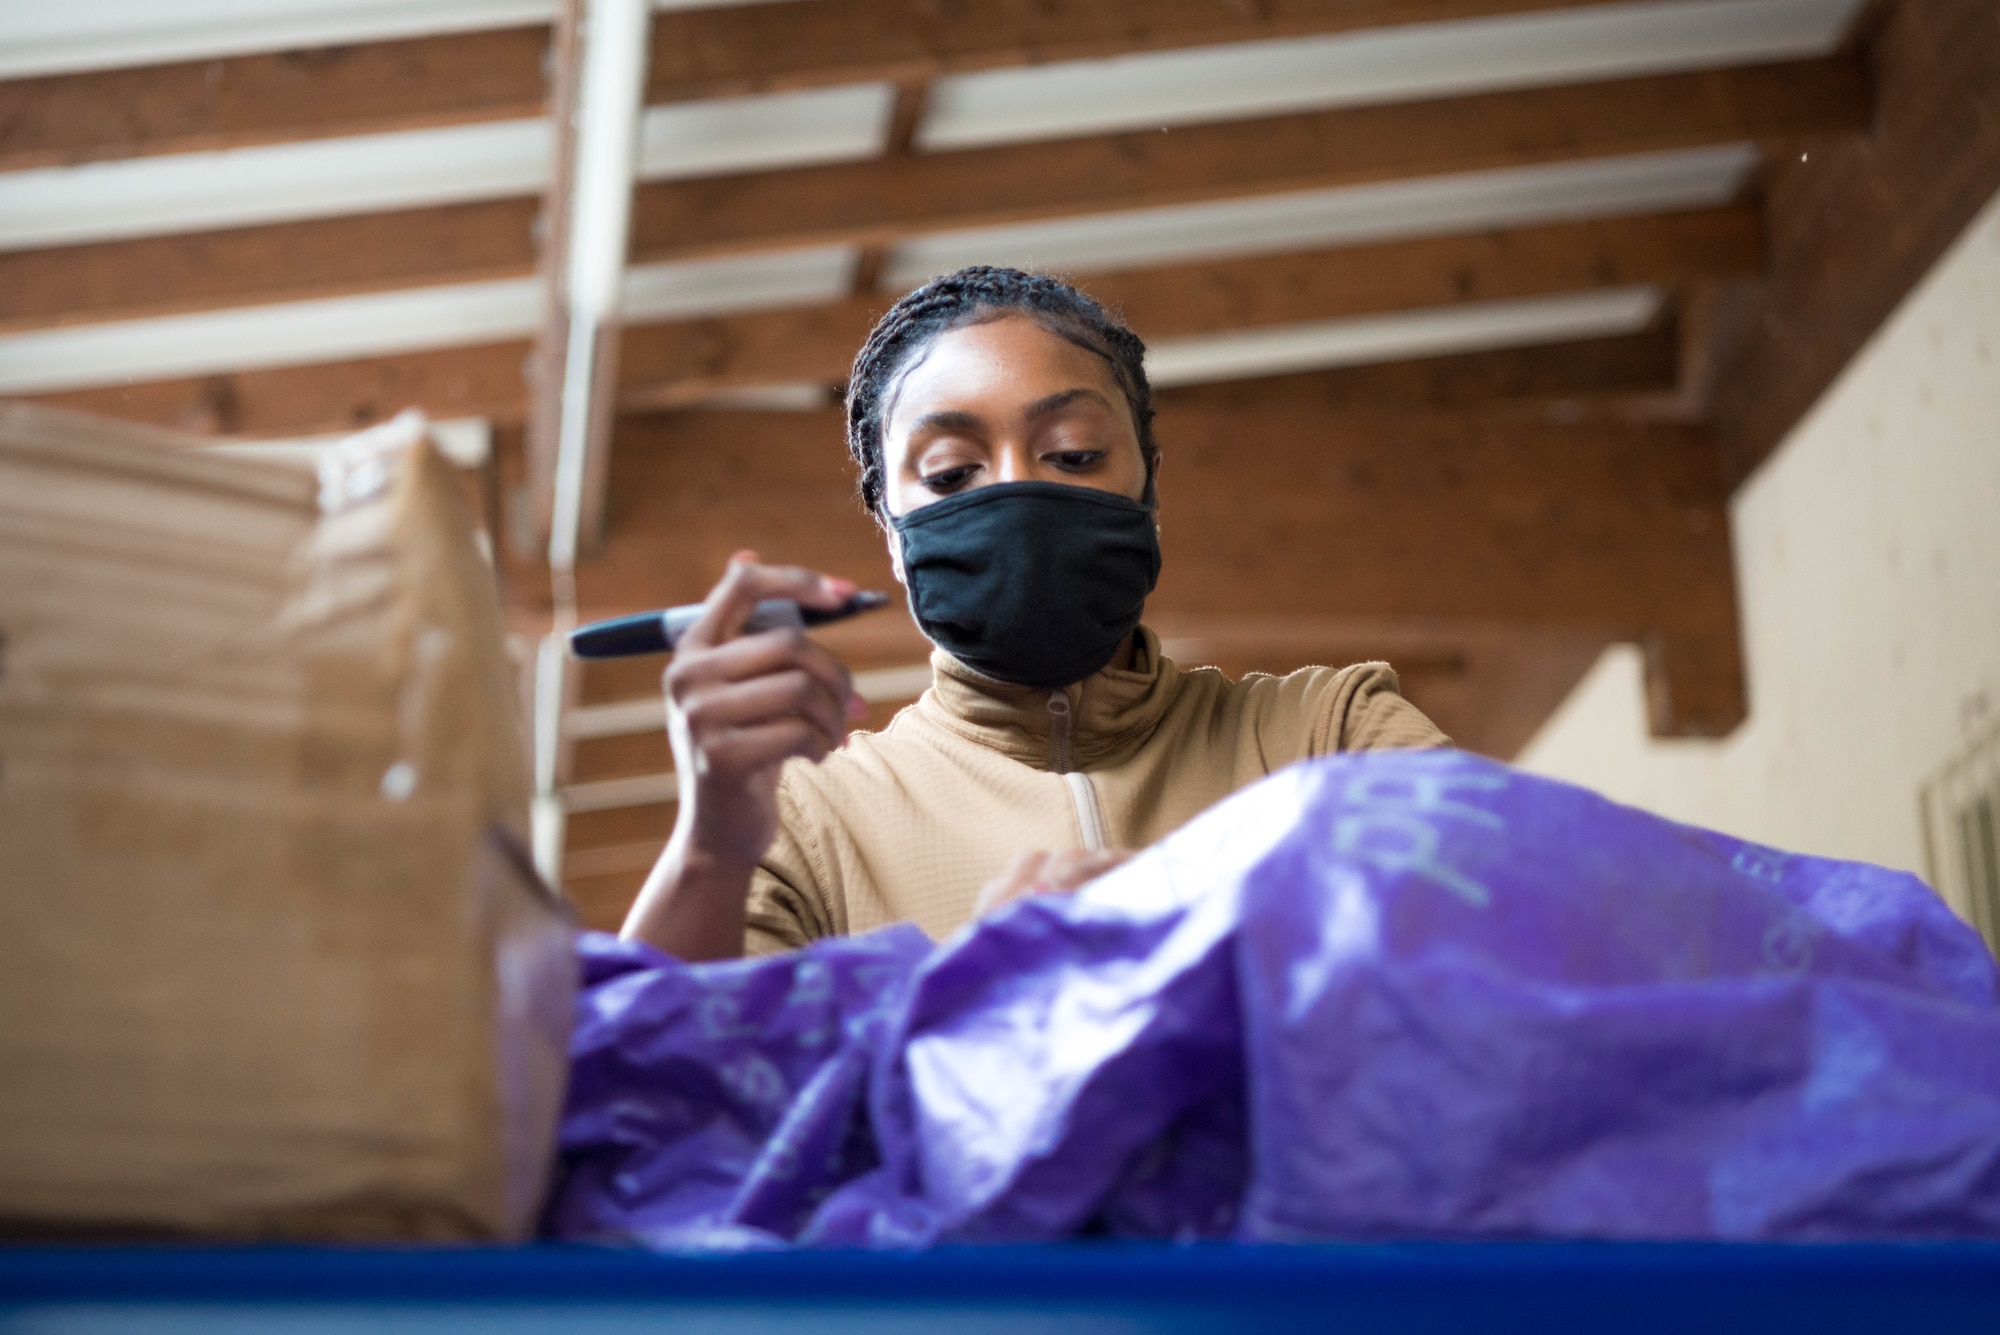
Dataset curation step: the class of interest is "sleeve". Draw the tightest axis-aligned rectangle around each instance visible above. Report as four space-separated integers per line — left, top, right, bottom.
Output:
1307 661 1452 755
741 773 840 956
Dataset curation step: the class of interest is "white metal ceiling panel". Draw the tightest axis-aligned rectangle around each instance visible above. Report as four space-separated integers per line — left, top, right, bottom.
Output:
882 145 1756 289
1142 286 1663 386
0 120 551 253
0 245 857 394
638 83 895 181
0 83 892 252
919 0 1867 151
620 246 858 321
0 1 557 81
0 0 781 80
0 278 542 394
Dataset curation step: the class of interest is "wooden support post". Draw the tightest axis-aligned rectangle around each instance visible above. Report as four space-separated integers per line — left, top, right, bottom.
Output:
525 0 654 881
529 0 652 575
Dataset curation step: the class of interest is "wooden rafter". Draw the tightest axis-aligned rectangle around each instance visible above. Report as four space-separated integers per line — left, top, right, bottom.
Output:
0 0 1634 171
1151 321 1681 413
618 206 1759 403
10 207 1752 417
1096 209 1759 333
1 53 1796 333
0 27 550 170
1710 0 2000 483
30 319 1686 440
0 199 539 332
630 59 1867 260
646 0 1636 99
36 340 533 437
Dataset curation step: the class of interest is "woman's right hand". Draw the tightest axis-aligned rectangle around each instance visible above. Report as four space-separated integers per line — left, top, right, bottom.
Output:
622 551 865 959
666 550 865 865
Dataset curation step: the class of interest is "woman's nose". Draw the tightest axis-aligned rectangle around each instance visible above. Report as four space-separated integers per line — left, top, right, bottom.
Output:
988 439 1040 481
992 443 1035 484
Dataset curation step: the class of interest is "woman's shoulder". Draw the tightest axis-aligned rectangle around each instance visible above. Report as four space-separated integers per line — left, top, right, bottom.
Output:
1167 655 1395 710
1169 658 1447 757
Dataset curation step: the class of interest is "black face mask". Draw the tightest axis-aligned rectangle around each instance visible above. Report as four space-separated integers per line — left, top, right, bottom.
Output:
892 481 1162 689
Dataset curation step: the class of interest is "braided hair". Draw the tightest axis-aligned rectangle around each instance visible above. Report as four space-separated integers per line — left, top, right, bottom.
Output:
844 265 1157 519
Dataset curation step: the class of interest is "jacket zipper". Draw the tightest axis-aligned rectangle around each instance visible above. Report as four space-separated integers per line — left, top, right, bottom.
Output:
1048 691 1108 852
1046 691 1074 773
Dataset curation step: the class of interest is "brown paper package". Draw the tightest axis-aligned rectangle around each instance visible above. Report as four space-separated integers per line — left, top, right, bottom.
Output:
0 404 575 1241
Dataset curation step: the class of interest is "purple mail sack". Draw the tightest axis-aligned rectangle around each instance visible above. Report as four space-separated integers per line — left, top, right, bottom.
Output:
544 751 2000 1248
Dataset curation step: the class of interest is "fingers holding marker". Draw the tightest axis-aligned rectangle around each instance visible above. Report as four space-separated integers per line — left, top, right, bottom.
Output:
702 717 839 777
680 668 849 756
663 553 861 757
681 550 858 653
669 624 853 701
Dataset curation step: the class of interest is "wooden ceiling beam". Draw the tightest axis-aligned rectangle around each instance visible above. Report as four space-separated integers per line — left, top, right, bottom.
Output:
0 2 1635 171
16 317 1679 441
617 205 1758 403
31 340 533 438
1151 321 1681 413
0 112 1752 335
0 199 539 332
646 0 1633 99
4 205 1743 412
1709 0 2000 485
1093 206 1762 332
0 27 550 171
526 408 1741 736
631 58 1867 260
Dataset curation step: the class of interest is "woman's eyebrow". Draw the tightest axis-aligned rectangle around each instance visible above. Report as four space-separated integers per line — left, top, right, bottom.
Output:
1024 388 1112 422
908 408 985 436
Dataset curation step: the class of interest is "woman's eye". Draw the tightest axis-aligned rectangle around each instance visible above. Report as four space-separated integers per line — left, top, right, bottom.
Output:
920 464 978 493
1047 450 1105 471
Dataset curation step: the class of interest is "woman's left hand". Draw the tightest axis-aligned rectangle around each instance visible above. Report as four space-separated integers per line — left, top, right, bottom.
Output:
975 848 1133 916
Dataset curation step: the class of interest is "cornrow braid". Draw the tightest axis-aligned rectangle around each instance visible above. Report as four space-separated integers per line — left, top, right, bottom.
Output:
844 265 1157 519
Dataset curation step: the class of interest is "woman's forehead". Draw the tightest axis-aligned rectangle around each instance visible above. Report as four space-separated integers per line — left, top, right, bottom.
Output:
886 313 1126 427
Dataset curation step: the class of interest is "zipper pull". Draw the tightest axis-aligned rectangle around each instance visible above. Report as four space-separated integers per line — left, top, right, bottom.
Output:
1046 690 1073 774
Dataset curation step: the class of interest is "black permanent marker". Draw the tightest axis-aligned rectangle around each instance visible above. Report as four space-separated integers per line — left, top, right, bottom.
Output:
567 591 891 659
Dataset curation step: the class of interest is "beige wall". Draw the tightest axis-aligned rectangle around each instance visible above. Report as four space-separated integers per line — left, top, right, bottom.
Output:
1519 184 2000 889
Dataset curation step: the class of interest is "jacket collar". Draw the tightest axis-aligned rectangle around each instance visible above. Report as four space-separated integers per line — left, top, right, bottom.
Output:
916 626 1181 770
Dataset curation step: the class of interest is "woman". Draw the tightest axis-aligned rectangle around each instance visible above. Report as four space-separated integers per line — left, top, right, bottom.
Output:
623 267 1447 961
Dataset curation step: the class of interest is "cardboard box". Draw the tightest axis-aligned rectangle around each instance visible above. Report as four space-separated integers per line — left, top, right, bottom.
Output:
0 405 574 1240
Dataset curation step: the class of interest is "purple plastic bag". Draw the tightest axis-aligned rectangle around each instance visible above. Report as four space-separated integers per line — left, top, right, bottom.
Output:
544 752 2000 1247
543 925 932 1248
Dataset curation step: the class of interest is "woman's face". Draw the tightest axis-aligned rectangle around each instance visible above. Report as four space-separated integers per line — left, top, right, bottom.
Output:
879 314 1149 527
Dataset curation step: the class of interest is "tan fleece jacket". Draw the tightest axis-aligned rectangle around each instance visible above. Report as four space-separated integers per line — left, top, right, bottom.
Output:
745 627 1448 953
